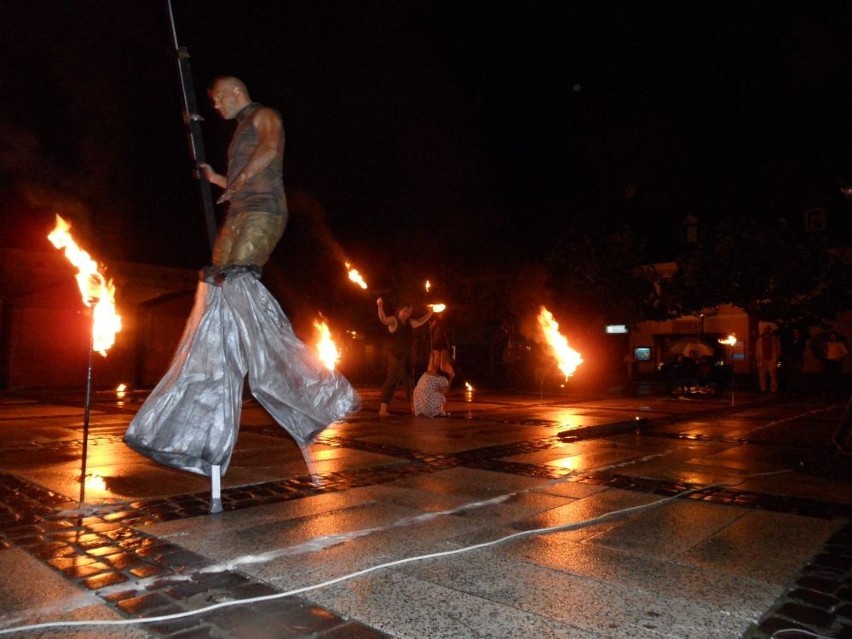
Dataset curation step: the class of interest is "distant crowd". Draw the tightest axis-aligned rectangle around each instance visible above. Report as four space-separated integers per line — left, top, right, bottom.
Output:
664 327 849 397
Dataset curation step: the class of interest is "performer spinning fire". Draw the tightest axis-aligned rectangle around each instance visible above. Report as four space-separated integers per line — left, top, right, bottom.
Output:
125 77 359 479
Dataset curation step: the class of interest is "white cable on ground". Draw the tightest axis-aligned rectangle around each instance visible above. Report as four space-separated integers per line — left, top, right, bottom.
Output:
772 629 836 639
0 470 794 635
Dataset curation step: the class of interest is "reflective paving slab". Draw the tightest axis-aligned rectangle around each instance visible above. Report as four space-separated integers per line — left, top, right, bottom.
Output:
0 389 850 638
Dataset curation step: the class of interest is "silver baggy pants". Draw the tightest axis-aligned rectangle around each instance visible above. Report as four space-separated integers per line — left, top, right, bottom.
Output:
124 273 360 476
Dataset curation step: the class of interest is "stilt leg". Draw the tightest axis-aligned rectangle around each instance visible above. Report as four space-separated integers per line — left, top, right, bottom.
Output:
210 464 223 514
298 444 322 488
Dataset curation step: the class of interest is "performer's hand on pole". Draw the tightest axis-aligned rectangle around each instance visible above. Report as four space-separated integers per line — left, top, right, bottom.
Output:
198 163 227 191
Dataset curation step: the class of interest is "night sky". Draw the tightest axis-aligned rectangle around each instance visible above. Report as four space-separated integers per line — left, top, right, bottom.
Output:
3 2 852 291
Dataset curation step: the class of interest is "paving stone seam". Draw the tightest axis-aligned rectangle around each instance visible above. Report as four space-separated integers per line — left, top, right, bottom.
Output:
748 519 852 639
4 412 850 529
3 459 849 639
0 473 382 638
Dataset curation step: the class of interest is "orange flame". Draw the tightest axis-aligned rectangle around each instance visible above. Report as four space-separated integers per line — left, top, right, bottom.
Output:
314 318 341 370
537 306 583 380
465 382 474 391
428 303 446 313
718 334 737 346
425 280 431 292
115 383 128 407
84 474 107 492
344 262 368 289
48 215 121 356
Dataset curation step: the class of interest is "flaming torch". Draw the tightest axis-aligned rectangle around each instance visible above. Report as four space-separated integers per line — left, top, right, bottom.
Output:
718 334 737 406
314 318 341 371
428 303 446 313
47 214 122 505
48 215 122 355
718 334 737 347
464 381 475 403
425 280 431 293
537 306 583 391
344 262 368 289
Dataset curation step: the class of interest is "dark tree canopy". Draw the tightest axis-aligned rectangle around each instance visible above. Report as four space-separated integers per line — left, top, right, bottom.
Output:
664 217 851 328
546 228 665 328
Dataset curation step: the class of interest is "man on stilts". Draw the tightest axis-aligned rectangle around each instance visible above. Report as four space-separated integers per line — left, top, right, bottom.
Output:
124 77 360 511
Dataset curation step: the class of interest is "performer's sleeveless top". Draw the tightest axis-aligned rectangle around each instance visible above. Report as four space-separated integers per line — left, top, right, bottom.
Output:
227 102 286 216
390 319 414 358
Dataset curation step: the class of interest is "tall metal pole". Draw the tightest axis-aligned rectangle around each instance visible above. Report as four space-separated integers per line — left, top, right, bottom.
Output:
167 0 218 252
79 312 95 506
168 2 224 514
728 347 735 407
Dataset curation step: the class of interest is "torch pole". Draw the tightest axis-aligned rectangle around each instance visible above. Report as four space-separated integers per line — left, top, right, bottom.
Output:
79 312 95 506
728 347 735 407
166 0 218 252
540 362 556 402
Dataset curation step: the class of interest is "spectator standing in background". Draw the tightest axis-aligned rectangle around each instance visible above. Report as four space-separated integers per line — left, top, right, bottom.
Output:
823 332 849 397
755 325 780 393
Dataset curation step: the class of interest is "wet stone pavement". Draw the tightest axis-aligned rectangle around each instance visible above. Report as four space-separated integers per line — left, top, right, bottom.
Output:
0 387 850 638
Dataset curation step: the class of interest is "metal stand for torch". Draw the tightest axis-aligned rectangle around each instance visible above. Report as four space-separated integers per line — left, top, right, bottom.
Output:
540 362 556 402
78 312 95 507
727 348 735 407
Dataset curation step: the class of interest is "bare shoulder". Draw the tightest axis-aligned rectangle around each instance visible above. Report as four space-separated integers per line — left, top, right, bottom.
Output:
252 106 282 128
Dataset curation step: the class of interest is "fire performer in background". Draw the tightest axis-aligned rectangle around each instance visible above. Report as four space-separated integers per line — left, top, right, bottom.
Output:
125 76 359 480
377 298 432 416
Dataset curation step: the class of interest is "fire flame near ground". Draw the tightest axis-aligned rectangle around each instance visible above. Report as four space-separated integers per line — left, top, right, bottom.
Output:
47 215 122 356
314 319 341 370
537 306 583 380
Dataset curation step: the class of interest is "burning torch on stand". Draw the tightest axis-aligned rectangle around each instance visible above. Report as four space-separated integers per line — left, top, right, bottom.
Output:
718 334 737 406
314 316 342 371
426 302 447 372
48 215 122 506
537 306 583 401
